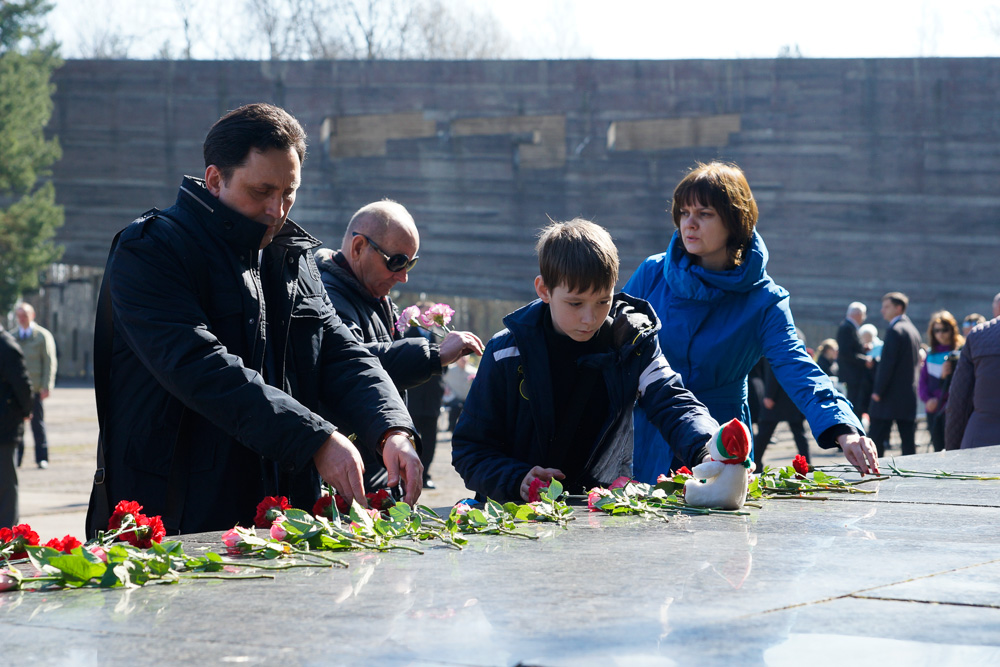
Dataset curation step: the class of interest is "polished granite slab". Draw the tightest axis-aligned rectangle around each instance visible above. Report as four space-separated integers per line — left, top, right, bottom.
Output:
3 447 1000 665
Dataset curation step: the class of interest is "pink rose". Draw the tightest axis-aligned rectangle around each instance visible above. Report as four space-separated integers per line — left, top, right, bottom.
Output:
587 487 611 511
269 516 288 541
527 477 550 503
609 476 632 490
0 570 18 592
395 305 421 334
367 508 382 521
221 527 243 554
452 502 471 515
656 473 670 484
87 545 109 562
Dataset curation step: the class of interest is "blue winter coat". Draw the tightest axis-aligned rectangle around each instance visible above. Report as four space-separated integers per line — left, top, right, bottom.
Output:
451 294 718 502
623 231 862 483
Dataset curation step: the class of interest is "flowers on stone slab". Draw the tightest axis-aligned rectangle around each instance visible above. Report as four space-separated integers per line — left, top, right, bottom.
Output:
792 455 810 476
588 477 749 519
255 496 292 528
0 525 40 561
107 500 166 549
527 477 549 503
44 535 83 554
366 489 394 511
748 463 876 499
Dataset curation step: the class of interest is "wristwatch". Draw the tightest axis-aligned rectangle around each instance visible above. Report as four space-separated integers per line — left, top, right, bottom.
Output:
378 428 416 454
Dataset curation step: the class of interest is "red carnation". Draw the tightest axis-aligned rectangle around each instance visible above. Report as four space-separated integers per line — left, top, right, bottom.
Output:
675 466 693 476
527 477 550 503
335 494 350 515
108 500 144 531
1 524 40 559
313 495 334 519
120 514 166 549
254 496 291 528
792 455 810 476
366 489 393 511
44 535 83 554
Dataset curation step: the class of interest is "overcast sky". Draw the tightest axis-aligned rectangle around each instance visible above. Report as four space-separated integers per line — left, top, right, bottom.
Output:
46 0 1000 60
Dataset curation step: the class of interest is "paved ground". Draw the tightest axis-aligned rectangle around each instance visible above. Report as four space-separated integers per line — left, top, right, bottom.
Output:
17 383 930 541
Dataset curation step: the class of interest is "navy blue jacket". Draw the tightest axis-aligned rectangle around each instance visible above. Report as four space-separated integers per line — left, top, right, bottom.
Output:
452 294 718 502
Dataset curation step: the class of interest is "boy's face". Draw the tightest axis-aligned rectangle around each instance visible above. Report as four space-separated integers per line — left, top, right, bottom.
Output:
535 277 613 342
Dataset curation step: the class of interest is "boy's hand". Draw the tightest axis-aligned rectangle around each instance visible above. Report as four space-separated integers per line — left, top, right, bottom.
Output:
520 466 565 502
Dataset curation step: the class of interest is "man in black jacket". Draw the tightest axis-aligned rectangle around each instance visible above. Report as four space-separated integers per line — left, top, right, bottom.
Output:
88 104 422 535
869 292 923 456
835 301 872 421
315 201 483 489
1 325 32 528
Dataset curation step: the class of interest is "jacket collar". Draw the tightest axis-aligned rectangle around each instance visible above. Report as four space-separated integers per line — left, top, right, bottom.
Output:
315 249 384 308
665 229 772 302
176 176 320 255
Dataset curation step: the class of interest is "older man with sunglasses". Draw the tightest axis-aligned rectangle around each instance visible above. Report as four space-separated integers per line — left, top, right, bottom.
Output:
316 200 483 489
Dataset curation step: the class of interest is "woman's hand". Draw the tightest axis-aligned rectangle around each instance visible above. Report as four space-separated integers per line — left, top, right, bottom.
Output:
925 397 939 413
836 433 880 476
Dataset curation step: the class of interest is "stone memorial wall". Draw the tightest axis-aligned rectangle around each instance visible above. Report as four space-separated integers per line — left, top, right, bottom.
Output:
44 58 1000 346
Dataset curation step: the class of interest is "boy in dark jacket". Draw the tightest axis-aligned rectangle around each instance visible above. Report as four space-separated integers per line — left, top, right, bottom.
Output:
452 219 719 502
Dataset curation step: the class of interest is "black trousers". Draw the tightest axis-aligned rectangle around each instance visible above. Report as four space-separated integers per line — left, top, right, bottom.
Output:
410 411 439 479
868 418 916 457
16 393 48 466
754 418 810 467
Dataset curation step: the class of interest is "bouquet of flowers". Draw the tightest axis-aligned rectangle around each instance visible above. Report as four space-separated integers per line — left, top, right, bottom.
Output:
395 302 455 337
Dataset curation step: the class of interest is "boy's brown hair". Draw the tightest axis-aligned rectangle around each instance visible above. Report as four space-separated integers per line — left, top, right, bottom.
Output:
536 218 619 294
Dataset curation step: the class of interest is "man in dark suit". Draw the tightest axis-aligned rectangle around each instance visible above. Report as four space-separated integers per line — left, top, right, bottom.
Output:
1 324 33 528
835 301 871 421
869 292 923 456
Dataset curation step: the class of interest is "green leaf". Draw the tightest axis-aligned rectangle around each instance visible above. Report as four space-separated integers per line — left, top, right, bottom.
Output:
514 505 534 521
48 554 106 583
813 470 831 483
546 478 564 500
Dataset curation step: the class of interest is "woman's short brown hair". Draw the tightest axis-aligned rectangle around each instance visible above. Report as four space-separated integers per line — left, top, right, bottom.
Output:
671 162 757 268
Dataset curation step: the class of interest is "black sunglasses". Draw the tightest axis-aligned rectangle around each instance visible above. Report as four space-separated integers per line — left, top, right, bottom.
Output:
352 232 419 273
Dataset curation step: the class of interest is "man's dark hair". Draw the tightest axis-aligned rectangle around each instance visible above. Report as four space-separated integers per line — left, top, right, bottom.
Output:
203 103 307 182
536 218 619 295
882 291 909 311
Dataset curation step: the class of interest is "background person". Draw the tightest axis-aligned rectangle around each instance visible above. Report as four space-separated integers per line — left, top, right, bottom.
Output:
14 302 56 469
946 310 1000 450
919 310 963 452
622 161 877 480
815 338 839 378
868 292 923 457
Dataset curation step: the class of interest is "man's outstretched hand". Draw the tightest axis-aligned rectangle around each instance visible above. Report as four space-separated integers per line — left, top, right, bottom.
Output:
313 432 367 507
382 431 424 506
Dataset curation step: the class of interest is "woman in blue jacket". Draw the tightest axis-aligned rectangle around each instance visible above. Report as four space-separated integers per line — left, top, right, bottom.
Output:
623 162 879 481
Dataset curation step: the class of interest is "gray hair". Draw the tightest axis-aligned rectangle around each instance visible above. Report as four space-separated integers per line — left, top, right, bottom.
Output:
847 302 867 318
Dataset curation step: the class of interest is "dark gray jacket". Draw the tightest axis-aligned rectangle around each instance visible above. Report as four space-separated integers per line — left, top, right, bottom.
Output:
95 177 413 533
315 249 437 487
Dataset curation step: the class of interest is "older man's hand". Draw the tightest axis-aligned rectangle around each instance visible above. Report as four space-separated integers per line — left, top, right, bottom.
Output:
382 432 424 506
313 432 367 507
439 330 484 366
